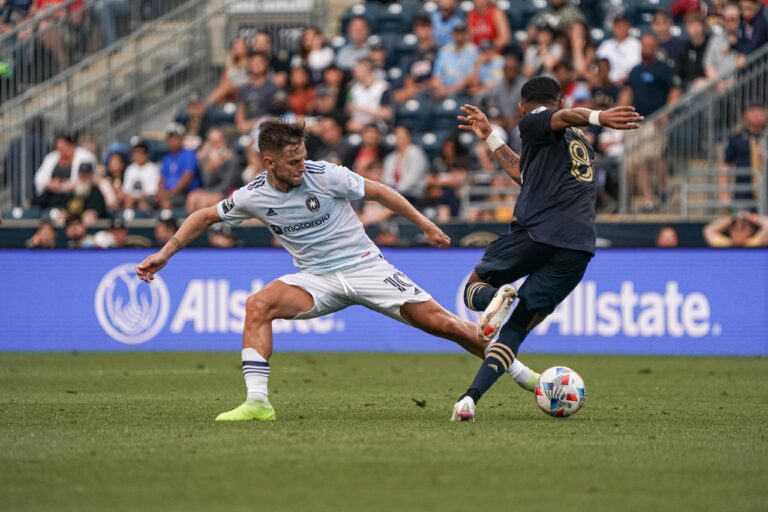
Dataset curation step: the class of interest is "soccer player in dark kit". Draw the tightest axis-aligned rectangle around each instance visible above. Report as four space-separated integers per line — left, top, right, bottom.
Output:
451 76 644 421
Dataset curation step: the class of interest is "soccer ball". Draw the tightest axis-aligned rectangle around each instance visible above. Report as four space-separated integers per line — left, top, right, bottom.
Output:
534 366 586 418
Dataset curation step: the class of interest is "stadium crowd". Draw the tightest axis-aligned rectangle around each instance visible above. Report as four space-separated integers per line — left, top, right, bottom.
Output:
3 0 768 248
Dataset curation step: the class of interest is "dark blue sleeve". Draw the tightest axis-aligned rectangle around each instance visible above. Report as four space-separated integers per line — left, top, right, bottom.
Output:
518 108 559 144
734 14 768 54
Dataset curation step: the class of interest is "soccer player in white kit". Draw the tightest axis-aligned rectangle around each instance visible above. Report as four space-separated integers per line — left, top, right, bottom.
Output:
136 120 538 421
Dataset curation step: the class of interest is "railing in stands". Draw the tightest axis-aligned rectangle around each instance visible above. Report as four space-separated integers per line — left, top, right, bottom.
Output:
621 42 768 217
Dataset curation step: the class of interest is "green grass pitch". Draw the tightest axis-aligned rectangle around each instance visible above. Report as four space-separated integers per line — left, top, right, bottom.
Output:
1 352 767 512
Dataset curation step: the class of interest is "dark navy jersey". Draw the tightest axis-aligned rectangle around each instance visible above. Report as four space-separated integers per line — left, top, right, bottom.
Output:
514 107 597 254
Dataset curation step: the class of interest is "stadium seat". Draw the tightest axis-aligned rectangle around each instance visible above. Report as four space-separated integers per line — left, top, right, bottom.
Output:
374 2 420 34
391 34 419 70
395 99 433 133
417 132 441 160
387 67 404 91
340 3 383 34
2 206 40 220
431 98 464 132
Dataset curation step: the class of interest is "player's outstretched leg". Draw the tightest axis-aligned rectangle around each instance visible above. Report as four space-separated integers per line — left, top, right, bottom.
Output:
399 299 538 395
216 280 315 422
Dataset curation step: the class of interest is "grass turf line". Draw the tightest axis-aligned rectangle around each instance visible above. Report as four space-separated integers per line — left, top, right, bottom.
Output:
1 353 766 512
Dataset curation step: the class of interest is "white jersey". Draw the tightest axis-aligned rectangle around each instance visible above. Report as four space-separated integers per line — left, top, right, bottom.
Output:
216 160 380 274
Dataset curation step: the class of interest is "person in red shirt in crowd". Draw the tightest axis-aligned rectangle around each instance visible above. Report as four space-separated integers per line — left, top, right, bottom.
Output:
468 0 511 51
29 0 85 70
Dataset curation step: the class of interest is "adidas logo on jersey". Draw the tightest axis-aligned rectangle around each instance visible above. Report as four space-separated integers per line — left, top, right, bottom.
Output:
266 208 277 217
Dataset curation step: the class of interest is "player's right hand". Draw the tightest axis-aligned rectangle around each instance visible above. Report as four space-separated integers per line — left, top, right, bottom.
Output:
457 104 493 140
424 224 451 248
598 106 644 130
135 252 168 283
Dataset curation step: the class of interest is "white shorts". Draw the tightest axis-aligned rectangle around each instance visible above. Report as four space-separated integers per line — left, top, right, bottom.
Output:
277 257 432 324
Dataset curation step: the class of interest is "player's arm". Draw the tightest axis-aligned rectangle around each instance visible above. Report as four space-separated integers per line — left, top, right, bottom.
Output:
550 106 644 132
458 104 522 185
364 179 450 248
135 206 221 282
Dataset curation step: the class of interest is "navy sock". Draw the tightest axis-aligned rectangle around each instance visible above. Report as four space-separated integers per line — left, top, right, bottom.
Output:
464 282 498 311
461 323 529 403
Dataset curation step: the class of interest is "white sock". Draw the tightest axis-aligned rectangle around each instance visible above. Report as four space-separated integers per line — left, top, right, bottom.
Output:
241 348 270 403
507 358 535 387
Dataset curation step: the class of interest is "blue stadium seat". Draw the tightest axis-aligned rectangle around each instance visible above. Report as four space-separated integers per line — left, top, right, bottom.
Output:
375 2 420 33
340 3 383 35
417 132 441 161
431 98 464 132
2 206 40 220
395 99 432 133
391 34 419 70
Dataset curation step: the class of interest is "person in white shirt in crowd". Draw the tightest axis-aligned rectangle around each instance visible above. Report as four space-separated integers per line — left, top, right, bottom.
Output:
704 3 742 81
382 125 429 205
596 13 641 85
34 132 97 211
345 58 393 134
122 141 160 211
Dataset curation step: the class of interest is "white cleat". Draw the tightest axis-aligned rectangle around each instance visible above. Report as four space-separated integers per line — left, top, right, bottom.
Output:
478 284 517 342
451 396 476 422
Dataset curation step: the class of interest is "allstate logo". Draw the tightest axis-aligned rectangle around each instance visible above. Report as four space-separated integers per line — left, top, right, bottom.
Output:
94 263 170 344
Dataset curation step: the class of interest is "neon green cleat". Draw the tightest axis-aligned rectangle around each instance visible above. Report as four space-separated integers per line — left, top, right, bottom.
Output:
215 399 276 422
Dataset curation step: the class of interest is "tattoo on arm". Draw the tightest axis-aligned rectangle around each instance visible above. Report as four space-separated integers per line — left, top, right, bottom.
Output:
493 145 522 185
168 236 182 253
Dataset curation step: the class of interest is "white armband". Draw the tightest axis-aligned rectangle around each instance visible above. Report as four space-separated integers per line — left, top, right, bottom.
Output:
484 133 505 152
589 110 602 126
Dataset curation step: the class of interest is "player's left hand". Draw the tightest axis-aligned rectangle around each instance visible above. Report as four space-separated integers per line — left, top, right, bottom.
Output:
424 224 451 248
598 106 645 130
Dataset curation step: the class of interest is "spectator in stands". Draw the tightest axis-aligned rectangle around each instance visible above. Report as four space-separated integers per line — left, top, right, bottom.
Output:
1 0 33 31
65 162 108 224
3 115 50 206
319 64 348 113
595 127 623 212
554 61 580 107
432 22 479 99
92 216 129 249
468 0 511 50
64 213 93 248
528 0 586 35
590 58 621 111
178 91 213 143
651 10 683 66
291 26 334 82
29 0 81 71
468 39 505 98
368 40 388 82
703 212 768 247
208 223 238 248
382 125 429 204
287 66 315 117
567 20 597 79
307 84 347 127
157 122 200 210
721 103 767 204
95 0 130 48
208 37 250 105
307 116 351 164
343 123 389 176
250 31 288 88
596 13 641 84
34 132 97 210
655 225 680 247
705 3 742 80
25 220 57 248
101 152 127 211
430 0 465 46
185 128 239 213
675 12 710 91
153 211 178 247
336 16 370 70
359 160 394 222
394 15 439 103
122 141 159 212
734 0 768 62
235 52 279 135
619 34 682 117
345 58 392 133
523 21 563 78
425 135 469 219
485 51 523 138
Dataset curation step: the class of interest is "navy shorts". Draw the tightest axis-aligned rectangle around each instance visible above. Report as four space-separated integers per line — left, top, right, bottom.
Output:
474 223 592 315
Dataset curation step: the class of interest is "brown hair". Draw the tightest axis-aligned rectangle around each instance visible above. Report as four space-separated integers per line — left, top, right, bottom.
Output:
258 120 307 155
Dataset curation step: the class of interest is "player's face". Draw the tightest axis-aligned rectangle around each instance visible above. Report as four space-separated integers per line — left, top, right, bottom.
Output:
267 142 307 189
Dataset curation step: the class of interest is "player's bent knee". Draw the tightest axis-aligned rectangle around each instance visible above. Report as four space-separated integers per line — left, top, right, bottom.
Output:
245 294 276 322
